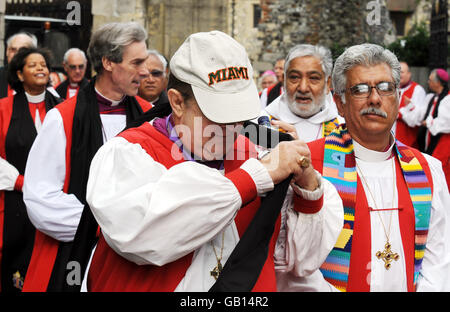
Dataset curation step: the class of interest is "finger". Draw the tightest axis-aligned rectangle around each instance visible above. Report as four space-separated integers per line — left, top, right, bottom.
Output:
271 119 296 132
288 131 299 140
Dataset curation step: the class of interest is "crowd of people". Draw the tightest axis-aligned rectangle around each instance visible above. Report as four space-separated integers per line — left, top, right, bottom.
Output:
0 21 449 293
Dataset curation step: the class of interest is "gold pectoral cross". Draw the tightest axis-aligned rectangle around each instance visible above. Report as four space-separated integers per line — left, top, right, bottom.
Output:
376 242 399 270
210 261 223 280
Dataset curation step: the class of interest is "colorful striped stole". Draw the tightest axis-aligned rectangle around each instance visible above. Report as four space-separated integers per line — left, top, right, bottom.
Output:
322 117 340 137
394 141 432 287
319 125 432 291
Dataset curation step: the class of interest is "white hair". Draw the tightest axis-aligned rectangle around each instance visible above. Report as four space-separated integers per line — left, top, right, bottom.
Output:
7 32 38 48
284 44 333 79
147 49 168 71
63 48 87 63
332 43 401 102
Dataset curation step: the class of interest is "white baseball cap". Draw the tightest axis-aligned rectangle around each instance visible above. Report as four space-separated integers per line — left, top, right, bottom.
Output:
169 30 260 124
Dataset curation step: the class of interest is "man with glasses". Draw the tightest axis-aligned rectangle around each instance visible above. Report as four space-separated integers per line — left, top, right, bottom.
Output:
284 43 450 292
138 50 169 106
84 31 343 292
56 48 89 99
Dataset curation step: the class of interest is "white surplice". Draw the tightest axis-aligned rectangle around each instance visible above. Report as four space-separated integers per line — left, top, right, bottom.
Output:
85 129 345 291
23 105 127 242
261 93 344 143
277 138 450 292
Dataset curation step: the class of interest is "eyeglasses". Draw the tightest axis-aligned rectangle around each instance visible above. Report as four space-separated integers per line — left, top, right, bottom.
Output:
68 64 86 70
149 70 164 78
343 81 397 98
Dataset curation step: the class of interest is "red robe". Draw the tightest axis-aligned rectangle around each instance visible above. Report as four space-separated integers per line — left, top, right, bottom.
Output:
22 95 152 292
0 94 49 291
87 122 285 292
396 82 420 148
308 138 433 292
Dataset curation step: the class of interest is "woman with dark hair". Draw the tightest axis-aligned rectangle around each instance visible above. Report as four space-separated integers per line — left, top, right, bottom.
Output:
0 47 61 292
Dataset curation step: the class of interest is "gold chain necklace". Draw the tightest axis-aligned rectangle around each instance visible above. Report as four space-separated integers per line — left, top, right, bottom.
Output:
210 231 225 280
356 158 400 270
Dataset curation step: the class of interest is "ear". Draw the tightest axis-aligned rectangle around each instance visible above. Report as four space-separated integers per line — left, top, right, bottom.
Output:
333 93 345 118
17 70 24 82
167 88 185 119
325 76 332 94
102 56 113 72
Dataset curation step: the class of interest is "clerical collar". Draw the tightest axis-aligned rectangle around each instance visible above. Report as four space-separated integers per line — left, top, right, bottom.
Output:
69 82 79 89
25 91 46 103
94 87 125 107
353 136 394 162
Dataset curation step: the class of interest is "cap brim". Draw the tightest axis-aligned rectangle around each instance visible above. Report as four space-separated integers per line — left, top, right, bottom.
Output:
191 82 260 124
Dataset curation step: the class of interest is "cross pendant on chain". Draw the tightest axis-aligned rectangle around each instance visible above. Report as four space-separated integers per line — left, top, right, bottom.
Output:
210 261 223 280
376 242 399 270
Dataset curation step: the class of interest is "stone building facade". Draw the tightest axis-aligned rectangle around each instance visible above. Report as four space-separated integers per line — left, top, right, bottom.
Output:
255 0 397 71
1 0 446 77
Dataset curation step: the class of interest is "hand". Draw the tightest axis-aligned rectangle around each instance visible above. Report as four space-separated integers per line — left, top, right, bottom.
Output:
292 164 319 191
259 140 315 189
270 119 299 140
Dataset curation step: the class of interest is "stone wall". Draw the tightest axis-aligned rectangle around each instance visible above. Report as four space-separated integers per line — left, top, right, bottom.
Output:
92 0 147 31
255 0 396 72
92 0 230 60
145 0 229 59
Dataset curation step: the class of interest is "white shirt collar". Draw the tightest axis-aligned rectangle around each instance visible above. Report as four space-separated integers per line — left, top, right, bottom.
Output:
353 136 395 162
25 91 46 103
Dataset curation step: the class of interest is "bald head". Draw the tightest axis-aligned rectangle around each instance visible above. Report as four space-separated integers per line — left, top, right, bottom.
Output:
399 62 412 87
6 33 38 64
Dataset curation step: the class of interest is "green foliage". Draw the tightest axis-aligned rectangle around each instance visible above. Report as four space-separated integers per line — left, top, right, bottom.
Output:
387 22 430 66
330 43 346 63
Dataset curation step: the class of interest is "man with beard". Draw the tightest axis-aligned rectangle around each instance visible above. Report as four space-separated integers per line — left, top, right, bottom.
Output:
260 44 342 142
83 31 343 292
287 43 450 292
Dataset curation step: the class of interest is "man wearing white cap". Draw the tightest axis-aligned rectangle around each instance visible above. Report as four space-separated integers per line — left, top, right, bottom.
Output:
84 31 343 291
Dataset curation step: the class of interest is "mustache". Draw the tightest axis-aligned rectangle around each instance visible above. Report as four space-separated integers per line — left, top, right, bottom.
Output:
360 107 387 118
294 91 312 98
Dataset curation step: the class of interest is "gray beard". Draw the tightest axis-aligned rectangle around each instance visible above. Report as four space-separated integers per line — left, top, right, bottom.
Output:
286 92 326 118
